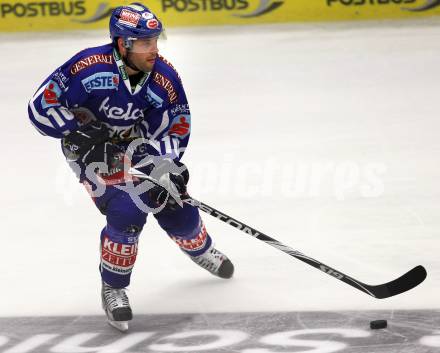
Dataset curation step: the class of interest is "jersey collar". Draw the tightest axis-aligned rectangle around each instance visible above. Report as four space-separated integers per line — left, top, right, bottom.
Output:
113 48 150 95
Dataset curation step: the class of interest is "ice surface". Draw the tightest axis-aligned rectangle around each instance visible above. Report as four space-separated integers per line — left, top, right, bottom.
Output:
0 21 439 320
1 310 439 352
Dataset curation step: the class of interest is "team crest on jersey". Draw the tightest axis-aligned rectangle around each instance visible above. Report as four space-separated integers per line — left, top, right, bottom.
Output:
41 80 62 109
168 114 190 138
81 72 119 93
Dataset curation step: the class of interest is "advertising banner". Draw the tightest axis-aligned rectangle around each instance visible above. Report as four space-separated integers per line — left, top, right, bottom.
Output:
1 0 440 32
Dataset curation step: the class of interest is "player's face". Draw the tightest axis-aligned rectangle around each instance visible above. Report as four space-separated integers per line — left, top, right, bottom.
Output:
128 37 159 72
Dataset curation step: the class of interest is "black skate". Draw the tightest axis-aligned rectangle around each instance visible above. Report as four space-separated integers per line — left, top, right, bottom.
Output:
188 244 234 279
101 281 133 332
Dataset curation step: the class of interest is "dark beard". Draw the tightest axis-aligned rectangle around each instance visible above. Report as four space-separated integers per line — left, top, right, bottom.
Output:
123 51 142 72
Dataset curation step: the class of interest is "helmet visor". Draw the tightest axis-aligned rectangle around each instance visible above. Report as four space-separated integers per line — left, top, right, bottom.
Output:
127 32 166 54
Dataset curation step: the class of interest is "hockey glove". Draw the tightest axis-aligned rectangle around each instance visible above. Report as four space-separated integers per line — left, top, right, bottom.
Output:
62 121 110 161
62 122 129 184
147 159 189 211
84 142 125 173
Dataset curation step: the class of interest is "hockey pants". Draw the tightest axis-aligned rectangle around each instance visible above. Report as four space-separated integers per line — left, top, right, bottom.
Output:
86 182 212 288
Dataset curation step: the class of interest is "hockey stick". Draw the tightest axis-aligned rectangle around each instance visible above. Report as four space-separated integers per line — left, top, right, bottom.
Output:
128 167 427 299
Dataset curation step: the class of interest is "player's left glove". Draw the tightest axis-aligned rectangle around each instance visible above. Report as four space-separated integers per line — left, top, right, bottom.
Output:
147 159 189 211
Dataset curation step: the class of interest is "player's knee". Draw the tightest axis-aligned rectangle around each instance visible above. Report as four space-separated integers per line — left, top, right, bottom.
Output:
106 192 148 232
155 203 200 237
174 214 202 239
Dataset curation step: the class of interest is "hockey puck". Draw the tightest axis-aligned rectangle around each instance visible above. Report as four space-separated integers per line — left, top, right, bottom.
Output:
370 320 387 329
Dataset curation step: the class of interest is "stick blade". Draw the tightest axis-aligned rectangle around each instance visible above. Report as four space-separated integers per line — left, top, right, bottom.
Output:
371 265 427 299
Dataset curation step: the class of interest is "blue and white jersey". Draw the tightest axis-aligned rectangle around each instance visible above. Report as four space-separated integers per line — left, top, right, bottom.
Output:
28 43 191 162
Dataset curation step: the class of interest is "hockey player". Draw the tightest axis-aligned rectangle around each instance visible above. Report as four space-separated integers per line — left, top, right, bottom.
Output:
28 3 234 332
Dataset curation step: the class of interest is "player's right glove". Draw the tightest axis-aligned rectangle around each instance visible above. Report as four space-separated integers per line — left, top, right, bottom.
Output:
62 121 110 162
62 121 127 184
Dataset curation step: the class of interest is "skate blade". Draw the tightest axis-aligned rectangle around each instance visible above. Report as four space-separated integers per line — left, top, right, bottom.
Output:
107 319 129 332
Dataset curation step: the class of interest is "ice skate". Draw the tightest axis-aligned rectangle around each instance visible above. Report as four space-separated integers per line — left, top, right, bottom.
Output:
101 281 133 332
188 244 234 279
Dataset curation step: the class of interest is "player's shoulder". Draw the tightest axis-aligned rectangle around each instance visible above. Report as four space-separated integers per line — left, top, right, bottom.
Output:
65 43 115 77
153 54 182 84
149 54 185 105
